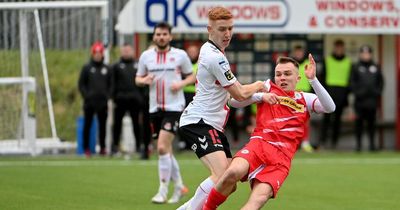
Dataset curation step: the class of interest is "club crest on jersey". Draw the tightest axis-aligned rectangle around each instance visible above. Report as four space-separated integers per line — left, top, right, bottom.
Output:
101 67 107 75
294 92 302 100
278 96 305 113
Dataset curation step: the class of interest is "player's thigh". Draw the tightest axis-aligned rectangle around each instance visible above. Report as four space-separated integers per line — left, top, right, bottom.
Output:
222 157 250 183
200 151 231 181
160 111 181 135
242 180 273 210
180 122 232 158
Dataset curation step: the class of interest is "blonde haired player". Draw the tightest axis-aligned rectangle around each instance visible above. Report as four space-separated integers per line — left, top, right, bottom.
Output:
178 6 266 210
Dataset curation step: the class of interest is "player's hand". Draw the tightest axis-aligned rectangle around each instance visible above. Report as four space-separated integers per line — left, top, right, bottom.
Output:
142 74 155 85
262 93 279 105
170 82 183 93
304 53 316 80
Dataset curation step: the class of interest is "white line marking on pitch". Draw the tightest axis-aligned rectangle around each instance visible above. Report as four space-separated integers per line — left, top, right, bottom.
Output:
0 158 400 167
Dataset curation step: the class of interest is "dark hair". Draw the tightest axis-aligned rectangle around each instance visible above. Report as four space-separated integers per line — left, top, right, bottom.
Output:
359 45 373 53
276 56 299 69
153 21 172 35
334 39 344 47
293 45 304 51
122 43 132 47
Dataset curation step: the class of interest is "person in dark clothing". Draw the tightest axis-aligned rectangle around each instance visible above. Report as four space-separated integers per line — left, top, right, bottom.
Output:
318 39 352 149
78 42 111 157
110 44 151 158
350 45 384 151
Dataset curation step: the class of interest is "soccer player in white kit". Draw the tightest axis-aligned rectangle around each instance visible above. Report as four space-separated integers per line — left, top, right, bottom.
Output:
177 7 266 210
136 22 196 204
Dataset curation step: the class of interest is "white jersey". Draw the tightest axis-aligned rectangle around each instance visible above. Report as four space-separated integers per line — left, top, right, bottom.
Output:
180 41 237 132
137 47 193 113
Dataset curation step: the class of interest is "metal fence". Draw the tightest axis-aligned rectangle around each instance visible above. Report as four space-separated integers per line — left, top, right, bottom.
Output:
0 0 130 49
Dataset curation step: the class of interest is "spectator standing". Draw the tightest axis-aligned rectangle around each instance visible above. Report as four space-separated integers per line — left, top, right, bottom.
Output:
350 45 384 151
319 39 352 149
78 42 111 157
110 44 148 157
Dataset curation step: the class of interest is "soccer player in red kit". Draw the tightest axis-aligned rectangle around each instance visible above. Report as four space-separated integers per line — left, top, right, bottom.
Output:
203 54 336 210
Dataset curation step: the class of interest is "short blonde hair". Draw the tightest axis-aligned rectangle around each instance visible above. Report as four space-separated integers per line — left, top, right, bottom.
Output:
208 6 233 21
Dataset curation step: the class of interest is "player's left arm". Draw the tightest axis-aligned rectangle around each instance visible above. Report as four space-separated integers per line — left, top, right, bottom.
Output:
171 52 196 92
304 54 335 113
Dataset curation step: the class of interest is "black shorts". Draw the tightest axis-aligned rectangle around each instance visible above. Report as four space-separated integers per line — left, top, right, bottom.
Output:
150 111 181 139
179 120 232 159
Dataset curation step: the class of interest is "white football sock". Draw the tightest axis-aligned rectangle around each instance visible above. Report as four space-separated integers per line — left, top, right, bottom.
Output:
158 153 172 195
176 197 192 210
187 177 214 210
171 155 184 189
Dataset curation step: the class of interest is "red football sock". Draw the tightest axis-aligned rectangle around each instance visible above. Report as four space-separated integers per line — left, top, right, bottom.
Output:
203 188 227 210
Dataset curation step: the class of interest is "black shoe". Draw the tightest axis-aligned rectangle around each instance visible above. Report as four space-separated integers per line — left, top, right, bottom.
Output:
140 150 149 160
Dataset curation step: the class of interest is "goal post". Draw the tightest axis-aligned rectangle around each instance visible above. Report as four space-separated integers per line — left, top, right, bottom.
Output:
0 1 110 155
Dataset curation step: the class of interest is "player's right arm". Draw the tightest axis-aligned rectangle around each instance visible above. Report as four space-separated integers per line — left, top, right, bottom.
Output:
135 51 154 87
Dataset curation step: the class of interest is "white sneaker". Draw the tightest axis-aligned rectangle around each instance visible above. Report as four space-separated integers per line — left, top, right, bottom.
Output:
167 185 189 204
151 192 167 204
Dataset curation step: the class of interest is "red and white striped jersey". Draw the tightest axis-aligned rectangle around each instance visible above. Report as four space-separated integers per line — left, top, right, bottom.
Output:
251 80 318 159
137 47 192 113
180 41 237 132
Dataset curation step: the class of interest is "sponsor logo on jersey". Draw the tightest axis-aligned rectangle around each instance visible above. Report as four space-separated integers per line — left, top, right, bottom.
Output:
278 96 305 113
224 70 234 81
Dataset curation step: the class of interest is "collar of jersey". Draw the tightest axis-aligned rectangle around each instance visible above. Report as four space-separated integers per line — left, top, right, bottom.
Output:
154 46 171 53
207 40 223 53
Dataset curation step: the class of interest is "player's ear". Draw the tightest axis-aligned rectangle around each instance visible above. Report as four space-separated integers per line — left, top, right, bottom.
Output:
207 25 212 33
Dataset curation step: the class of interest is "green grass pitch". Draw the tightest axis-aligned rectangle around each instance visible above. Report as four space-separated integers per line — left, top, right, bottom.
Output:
0 151 399 210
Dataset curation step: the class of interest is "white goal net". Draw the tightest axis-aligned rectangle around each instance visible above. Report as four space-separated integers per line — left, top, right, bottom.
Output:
0 1 109 155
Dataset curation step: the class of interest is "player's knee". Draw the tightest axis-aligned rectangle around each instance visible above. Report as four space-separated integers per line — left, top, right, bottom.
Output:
230 183 237 194
157 145 168 155
222 169 241 185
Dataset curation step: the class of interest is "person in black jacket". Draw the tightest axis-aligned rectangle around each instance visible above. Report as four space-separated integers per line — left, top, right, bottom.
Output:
110 44 151 159
350 45 384 151
78 42 111 157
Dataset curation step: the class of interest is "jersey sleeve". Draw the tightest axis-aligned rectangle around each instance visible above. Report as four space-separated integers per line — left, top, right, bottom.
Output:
136 52 147 76
209 55 237 87
180 51 193 75
303 92 318 113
